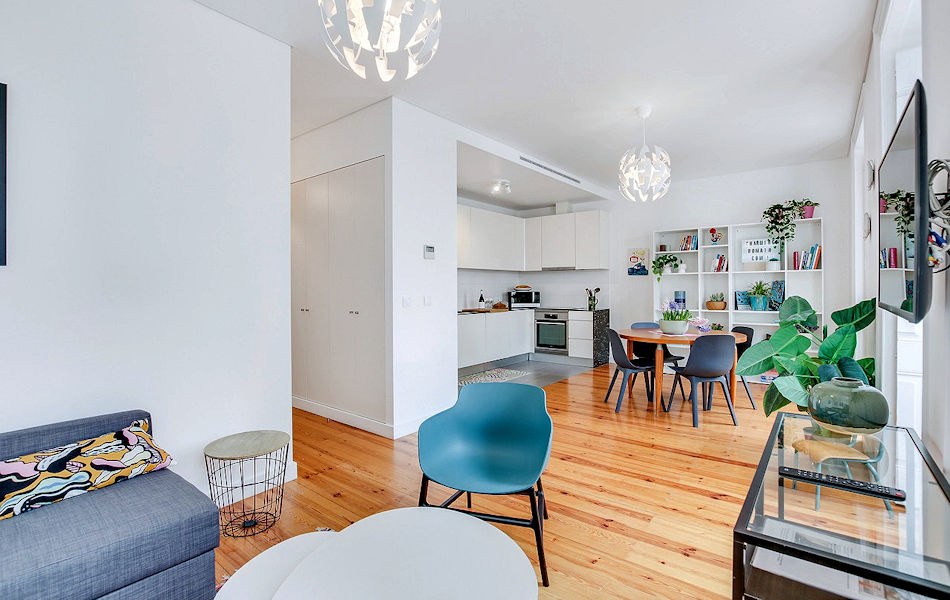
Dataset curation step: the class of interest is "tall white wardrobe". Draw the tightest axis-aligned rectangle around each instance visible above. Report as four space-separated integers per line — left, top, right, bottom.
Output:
291 156 386 424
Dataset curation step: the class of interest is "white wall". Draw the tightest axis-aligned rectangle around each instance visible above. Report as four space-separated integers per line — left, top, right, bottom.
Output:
0 1 293 491
603 159 852 331
921 0 950 472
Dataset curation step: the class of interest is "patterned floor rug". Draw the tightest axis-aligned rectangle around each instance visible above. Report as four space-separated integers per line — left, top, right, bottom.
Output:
458 368 528 387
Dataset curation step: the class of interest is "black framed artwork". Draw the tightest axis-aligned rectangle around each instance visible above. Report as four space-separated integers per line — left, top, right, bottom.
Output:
1 82 6 265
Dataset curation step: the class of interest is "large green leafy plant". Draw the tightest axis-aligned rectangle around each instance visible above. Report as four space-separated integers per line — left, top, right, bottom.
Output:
736 296 877 416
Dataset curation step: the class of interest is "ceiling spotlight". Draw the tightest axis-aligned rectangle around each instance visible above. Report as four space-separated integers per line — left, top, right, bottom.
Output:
316 0 442 82
619 105 671 203
491 180 512 195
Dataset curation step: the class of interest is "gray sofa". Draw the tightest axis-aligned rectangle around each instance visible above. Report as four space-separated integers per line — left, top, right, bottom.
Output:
0 410 220 600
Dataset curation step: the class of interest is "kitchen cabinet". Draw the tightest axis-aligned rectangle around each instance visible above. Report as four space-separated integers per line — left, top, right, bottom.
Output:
457 205 472 268
567 310 594 359
465 206 524 271
292 157 386 423
524 217 542 272
541 213 576 269
458 314 488 368
575 210 610 270
458 310 534 368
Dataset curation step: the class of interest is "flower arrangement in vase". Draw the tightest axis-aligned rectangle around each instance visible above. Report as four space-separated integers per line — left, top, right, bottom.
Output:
706 292 726 311
585 287 601 311
748 280 771 311
658 299 691 334
711 322 724 331
651 254 681 281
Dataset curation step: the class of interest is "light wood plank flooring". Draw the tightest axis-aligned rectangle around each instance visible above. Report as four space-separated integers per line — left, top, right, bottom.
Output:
216 365 777 599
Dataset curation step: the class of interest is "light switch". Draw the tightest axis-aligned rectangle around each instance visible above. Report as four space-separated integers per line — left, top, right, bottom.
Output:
423 244 435 260
402 296 412 308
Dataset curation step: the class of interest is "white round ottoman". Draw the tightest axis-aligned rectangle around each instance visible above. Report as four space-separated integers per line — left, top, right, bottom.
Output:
215 531 335 599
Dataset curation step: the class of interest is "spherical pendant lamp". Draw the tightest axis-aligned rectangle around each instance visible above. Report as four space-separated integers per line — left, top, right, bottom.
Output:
316 0 442 82
619 106 671 202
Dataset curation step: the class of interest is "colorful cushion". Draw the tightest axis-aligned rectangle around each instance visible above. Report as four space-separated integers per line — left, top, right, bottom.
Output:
0 419 172 520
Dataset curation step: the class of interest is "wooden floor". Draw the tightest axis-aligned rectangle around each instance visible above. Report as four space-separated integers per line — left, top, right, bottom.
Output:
216 365 778 599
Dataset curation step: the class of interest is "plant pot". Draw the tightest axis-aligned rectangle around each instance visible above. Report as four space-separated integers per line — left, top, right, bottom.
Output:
801 205 816 219
588 297 598 311
706 301 726 311
749 296 769 311
658 319 689 335
766 261 781 272
807 377 889 435
675 265 687 274
880 197 888 213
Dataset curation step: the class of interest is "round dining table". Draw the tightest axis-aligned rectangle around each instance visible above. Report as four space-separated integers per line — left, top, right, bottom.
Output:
616 327 747 417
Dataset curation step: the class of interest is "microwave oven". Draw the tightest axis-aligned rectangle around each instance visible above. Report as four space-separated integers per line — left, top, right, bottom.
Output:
507 290 541 308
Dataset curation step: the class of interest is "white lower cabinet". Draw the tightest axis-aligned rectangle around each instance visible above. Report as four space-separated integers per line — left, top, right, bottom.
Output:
458 311 535 368
568 310 594 359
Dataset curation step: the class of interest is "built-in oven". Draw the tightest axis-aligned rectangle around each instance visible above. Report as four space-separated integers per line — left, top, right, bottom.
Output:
535 309 569 355
508 290 541 309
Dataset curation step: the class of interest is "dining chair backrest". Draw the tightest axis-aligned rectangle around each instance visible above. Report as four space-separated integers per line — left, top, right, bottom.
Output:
732 326 754 357
681 334 736 378
607 328 638 370
629 322 660 360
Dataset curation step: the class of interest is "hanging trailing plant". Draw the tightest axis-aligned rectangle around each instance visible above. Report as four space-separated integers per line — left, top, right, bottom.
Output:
880 190 915 239
651 254 681 281
736 296 877 416
762 202 796 252
787 197 820 218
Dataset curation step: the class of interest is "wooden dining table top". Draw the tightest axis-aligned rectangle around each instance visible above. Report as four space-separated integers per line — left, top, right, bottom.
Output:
616 327 747 345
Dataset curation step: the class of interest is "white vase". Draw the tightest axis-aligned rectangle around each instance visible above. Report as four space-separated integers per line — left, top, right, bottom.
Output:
676 265 687 274
658 319 689 335
766 261 781 272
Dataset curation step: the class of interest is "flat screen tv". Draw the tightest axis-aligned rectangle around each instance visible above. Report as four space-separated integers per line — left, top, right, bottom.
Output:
879 80 929 323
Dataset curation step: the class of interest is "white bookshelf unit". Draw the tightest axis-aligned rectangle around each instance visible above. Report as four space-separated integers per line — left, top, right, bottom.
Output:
652 219 825 380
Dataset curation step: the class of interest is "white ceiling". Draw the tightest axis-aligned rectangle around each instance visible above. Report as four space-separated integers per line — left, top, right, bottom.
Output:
197 0 876 190
457 143 598 210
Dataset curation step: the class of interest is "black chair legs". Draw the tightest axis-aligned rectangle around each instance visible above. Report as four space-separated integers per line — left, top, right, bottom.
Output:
603 368 621 403
528 482 550 586
419 474 550 587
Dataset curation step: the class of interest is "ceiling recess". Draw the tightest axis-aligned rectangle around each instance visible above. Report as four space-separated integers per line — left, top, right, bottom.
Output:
519 156 581 185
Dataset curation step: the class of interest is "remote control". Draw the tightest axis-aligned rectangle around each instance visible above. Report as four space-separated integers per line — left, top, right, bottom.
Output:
778 466 906 502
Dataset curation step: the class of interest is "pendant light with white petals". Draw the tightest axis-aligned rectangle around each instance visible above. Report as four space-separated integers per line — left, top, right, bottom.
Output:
316 0 442 82
619 106 671 203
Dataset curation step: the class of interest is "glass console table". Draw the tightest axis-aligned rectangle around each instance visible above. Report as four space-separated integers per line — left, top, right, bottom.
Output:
733 413 950 599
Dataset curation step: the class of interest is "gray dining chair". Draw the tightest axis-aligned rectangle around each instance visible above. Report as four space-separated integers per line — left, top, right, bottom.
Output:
630 321 686 401
665 335 738 427
605 329 655 412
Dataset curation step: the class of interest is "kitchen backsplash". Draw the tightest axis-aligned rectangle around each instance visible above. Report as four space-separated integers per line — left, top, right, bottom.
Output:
458 269 610 310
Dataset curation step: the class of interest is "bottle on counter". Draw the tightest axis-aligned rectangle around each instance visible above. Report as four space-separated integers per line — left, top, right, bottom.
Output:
478 290 485 307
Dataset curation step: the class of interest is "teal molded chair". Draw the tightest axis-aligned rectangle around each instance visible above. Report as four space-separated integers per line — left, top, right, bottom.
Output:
418 382 553 586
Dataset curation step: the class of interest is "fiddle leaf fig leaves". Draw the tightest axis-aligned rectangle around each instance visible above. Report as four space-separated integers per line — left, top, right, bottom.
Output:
831 298 877 333
818 324 857 363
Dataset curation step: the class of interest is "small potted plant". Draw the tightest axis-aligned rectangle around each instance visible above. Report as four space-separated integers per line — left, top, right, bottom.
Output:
706 292 726 311
881 190 915 239
788 197 820 219
762 202 797 253
711 322 724 331
585 287 601 311
651 254 681 281
748 280 771 311
766 257 782 272
658 299 691 335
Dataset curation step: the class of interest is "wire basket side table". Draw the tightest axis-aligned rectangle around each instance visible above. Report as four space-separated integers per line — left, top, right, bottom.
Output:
204 430 290 537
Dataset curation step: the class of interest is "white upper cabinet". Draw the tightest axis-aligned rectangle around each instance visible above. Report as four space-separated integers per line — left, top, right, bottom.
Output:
524 217 542 272
465 206 524 271
458 206 608 272
541 213 576 269
574 210 610 270
457 205 472 268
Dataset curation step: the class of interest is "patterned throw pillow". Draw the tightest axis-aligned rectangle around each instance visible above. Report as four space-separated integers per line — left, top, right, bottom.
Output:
0 420 172 520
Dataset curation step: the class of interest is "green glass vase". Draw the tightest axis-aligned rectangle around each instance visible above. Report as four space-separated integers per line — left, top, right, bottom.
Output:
807 377 889 435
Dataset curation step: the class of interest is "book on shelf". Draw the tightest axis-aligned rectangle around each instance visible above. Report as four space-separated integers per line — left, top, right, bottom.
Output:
679 234 698 251
708 254 728 272
794 244 822 270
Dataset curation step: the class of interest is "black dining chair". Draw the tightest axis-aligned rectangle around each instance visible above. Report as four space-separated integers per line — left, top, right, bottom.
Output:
604 329 655 412
630 321 686 401
731 326 756 409
665 335 738 428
